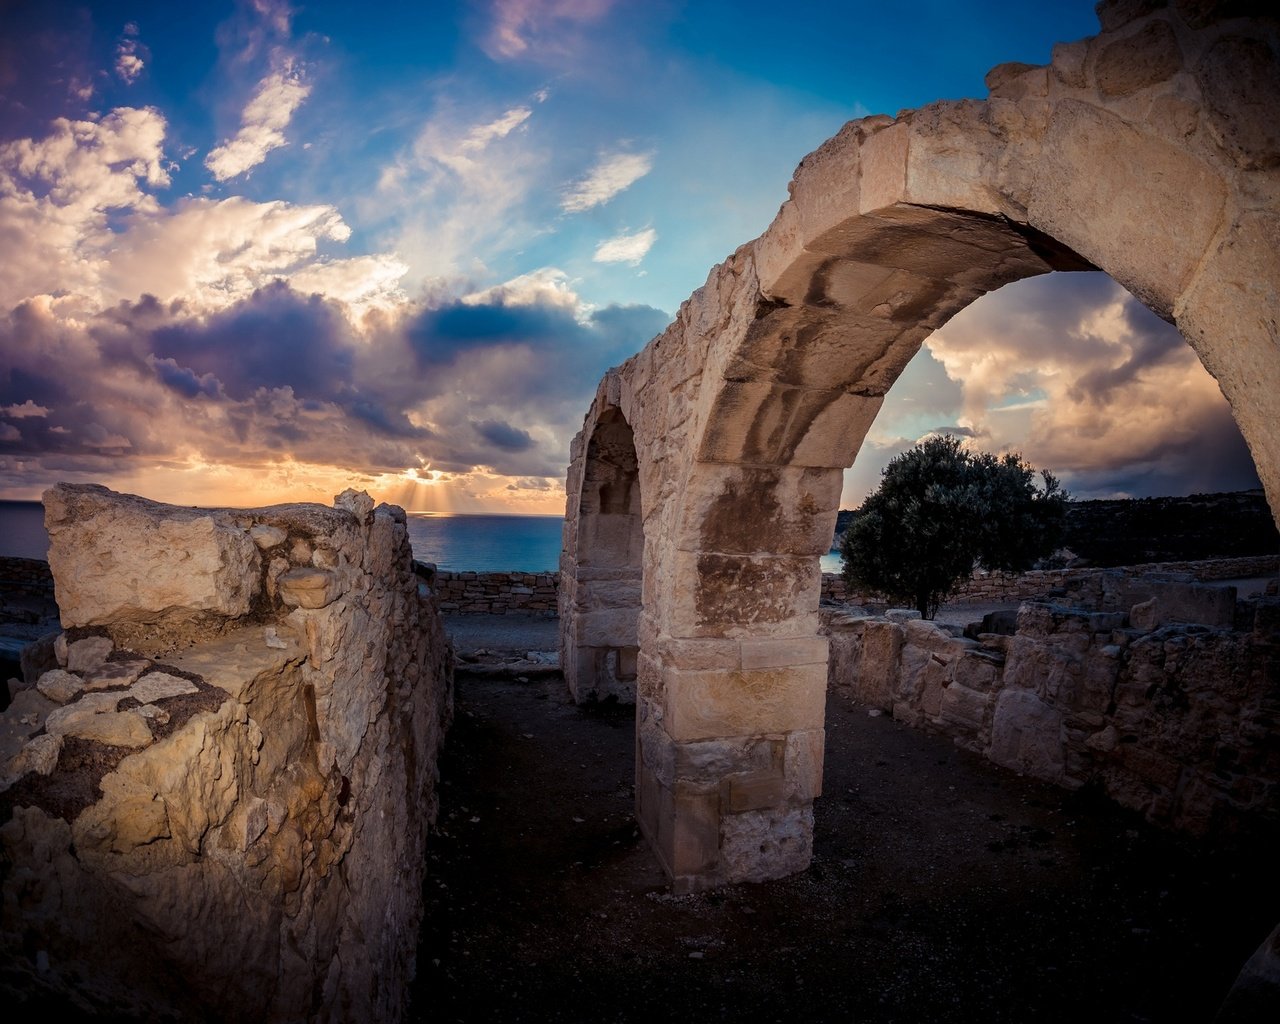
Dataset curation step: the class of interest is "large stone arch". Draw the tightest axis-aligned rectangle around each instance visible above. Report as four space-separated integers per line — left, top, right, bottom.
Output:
562 2 1280 892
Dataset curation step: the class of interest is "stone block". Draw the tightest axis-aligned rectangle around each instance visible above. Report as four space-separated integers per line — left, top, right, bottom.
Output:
1095 19 1182 97
278 568 342 610
724 771 787 813
669 550 821 640
663 663 827 742
67 635 114 674
858 120 909 213
988 689 1066 781
44 484 262 627
1028 100 1226 316
739 635 829 671
717 805 814 887
36 669 84 704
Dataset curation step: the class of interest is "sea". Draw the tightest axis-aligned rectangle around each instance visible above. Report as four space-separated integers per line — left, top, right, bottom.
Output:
0 499 842 573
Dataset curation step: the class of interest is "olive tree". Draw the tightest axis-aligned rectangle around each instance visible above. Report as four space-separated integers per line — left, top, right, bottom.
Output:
840 435 1068 619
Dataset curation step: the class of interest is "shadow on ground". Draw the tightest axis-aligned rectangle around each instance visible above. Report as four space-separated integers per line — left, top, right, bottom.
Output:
411 671 1278 1023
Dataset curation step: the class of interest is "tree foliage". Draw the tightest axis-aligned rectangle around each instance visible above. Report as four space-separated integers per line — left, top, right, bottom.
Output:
840 435 1068 619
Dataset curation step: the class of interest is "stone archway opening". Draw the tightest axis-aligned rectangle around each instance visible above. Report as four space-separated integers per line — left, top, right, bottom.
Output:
563 5 1280 894
559 405 643 704
839 267 1269 522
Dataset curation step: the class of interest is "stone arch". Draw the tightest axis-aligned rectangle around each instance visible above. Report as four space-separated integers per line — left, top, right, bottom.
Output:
563 3 1280 892
559 381 644 703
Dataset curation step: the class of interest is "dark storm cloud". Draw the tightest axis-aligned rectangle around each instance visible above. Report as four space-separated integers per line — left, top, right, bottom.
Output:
149 282 355 402
0 281 671 487
473 419 535 451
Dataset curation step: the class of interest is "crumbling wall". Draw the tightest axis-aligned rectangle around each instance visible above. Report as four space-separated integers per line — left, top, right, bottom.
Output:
0 483 453 1021
826 582 1280 837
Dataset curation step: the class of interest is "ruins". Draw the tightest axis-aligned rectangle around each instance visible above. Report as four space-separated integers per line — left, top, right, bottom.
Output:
0 484 453 1020
559 0 1280 892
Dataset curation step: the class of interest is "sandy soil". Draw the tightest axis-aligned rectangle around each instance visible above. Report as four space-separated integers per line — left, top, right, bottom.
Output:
410 667 1278 1023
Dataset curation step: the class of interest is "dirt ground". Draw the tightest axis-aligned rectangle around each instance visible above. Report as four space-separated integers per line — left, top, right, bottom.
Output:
410 666 1279 1024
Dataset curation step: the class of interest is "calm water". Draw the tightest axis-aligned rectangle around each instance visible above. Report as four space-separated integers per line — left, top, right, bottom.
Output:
0 501 841 573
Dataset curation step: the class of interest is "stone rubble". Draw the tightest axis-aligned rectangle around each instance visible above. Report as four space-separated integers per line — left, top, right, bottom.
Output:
0 483 454 1022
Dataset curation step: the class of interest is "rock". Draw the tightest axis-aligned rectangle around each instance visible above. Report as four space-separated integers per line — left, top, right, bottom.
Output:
277 568 342 610
53 632 68 667
44 691 124 737
885 608 922 623
36 669 85 704
334 488 375 524
43 483 262 627
67 635 114 674
61 710 154 748
130 671 199 704
250 524 288 550
264 627 289 650
1 733 63 791
1130 597 1159 630
1095 19 1182 97
85 659 151 691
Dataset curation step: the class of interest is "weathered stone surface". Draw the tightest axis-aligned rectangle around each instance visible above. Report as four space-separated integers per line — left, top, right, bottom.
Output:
250 524 288 549
130 671 199 704
67 635 114 674
989 690 1066 780
44 690 124 737
2 485 454 1023
36 668 84 704
1195 35 1280 170
85 658 150 691
277 567 342 610
1095 19 1182 96
45 484 262 627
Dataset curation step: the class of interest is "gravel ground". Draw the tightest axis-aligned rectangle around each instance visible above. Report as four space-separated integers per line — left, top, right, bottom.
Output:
410 668 1278 1024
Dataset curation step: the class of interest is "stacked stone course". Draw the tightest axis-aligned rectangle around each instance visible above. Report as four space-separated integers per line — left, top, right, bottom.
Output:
825 577 1280 838
428 567 559 615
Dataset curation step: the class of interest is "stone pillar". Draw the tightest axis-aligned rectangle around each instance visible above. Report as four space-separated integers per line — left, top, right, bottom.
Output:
635 626 829 892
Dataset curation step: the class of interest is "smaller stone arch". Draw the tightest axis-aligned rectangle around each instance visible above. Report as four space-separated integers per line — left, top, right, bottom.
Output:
559 388 644 703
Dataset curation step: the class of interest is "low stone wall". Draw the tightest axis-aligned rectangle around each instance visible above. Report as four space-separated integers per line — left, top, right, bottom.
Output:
0 556 54 592
428 567 559 616
825 579 1280 838
0 484 454 1021
819 554 1280 606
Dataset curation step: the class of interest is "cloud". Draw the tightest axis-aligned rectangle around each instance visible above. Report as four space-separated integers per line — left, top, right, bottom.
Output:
920 272 1262 498
115 26 147 85
205 60 311 181
0 106 170 307
0 272 670 498
372 101 545 284
3 401 50 418
593 227 656 265
482 0 615 61
474 420 535 451
561 151 652 213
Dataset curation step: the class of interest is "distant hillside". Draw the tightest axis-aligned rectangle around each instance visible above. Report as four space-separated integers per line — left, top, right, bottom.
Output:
833 490 1279 568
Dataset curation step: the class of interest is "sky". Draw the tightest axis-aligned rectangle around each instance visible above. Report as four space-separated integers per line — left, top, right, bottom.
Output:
0 0 1262 515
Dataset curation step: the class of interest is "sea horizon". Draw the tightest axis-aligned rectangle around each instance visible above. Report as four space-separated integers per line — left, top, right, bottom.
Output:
0 500 842 573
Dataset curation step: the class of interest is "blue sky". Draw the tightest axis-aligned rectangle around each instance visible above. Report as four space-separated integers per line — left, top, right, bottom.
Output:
0 0 1261 512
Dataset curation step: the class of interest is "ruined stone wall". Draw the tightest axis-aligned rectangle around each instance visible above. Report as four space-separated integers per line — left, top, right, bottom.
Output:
825 584 1280 837
0 484 453 1021
430 568 559 616
820 554 1280 606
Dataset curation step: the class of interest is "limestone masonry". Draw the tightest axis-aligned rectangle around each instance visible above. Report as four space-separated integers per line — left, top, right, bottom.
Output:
0 484 453 1021
560 1 1280 892
827 573 1280 839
